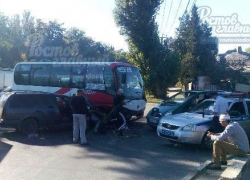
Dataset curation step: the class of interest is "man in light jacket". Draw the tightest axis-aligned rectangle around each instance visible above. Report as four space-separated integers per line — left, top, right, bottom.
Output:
210 91 228 133
207 113 249 170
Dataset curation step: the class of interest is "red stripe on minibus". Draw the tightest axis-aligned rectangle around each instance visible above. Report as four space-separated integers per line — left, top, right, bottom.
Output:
55 88 71 94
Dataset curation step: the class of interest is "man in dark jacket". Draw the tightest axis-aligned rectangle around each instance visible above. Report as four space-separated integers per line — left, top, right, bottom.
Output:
70 89 90 145
113 88 127 136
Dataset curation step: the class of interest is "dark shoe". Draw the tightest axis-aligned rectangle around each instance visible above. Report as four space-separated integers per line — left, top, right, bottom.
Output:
113 130 124 137
113 130 119 136
73 139 79 143
95 130 106 135
207 164 222 170
80 142 91 146
220 161 227 165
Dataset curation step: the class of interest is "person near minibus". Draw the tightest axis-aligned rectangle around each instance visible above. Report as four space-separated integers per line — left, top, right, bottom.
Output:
70 89 90 146
112 88 128 136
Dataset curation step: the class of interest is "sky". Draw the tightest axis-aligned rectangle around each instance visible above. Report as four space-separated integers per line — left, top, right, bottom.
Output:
0 0 249 54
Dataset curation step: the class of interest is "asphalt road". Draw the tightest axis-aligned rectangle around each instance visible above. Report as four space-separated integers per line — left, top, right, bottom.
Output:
0 104 212 180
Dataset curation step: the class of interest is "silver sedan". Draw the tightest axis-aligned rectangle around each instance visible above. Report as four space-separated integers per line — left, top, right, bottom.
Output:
157 98 250 149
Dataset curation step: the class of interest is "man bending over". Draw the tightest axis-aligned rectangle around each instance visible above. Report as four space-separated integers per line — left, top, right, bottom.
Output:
207 113 249 170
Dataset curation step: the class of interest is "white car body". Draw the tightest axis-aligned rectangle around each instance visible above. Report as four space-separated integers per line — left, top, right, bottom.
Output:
157 112 213 144
157 98 250 148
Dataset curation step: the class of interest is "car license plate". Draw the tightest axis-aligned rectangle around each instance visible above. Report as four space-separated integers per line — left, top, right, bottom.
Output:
162 129 174 137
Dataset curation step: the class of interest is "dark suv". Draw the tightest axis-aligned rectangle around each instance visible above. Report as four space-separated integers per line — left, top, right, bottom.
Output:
0 92 72 134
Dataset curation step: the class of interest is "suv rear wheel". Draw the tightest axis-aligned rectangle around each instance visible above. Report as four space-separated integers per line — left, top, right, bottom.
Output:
21 118 38 134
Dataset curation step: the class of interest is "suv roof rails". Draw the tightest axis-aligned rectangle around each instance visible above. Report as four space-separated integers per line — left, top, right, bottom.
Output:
12 90 54 95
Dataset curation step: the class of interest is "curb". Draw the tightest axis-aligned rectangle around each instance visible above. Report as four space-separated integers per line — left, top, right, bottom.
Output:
182 155 250 180
220 155 250 180
181 160 212 180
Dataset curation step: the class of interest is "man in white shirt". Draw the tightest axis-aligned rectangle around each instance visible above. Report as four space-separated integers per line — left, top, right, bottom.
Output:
207 114 250 170
210 92 228 133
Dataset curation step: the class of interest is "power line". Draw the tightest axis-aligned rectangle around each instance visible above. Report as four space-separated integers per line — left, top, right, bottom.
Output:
160 0 168 34
166 0 183 36
185 0 191 12
189 0 198 13
162 0 173 36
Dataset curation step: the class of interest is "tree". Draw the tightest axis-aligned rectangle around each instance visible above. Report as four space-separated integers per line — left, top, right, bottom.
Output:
0 10 132 68
114 0 180 98
246 47 250 54
173 5 218 85
0 13 11 67
64 28 122 62
21 11 36 61
216 55 248 90
0 13 26 68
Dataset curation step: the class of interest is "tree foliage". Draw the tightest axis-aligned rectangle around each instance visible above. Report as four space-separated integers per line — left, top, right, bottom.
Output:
216 55 248 89
246 47 250 54
114 0 180 98
0 11 126 68
172 5 248 88
173 5 218 85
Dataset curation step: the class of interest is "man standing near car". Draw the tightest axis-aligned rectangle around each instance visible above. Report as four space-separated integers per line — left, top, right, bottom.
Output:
207 114 249 170
210 92 228 133
113 88 128 137
70 89 90 145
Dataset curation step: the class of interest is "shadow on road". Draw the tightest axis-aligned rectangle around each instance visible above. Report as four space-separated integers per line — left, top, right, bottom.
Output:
0 118 211 179
80 119 211 179
0 141 12 164
0 127 73 146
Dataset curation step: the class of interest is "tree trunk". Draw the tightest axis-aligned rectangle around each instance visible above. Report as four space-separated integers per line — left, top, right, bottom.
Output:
155 81 166 99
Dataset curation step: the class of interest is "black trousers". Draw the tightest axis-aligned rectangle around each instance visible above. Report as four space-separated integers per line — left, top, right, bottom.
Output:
114 111 127 132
